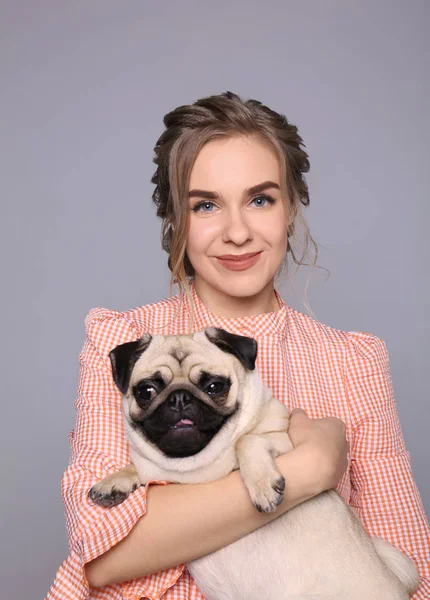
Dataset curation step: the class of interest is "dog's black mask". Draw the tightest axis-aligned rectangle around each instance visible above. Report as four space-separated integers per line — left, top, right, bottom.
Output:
134 388 230 457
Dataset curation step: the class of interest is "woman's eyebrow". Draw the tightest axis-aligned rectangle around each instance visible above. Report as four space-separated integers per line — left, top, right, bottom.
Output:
188 180 281 199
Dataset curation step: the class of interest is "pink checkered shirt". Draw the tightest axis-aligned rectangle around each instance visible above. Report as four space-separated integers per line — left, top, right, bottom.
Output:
46 286 430 599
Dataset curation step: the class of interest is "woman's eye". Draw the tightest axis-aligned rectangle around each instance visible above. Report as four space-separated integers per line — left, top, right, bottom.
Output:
250 194 275 208
192 201 216 213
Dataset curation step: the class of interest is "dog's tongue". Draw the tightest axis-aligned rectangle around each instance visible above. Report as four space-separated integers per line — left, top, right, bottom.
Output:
175 419 194 427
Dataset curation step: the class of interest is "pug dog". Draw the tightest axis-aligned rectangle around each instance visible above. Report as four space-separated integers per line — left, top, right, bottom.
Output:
89 328 419 599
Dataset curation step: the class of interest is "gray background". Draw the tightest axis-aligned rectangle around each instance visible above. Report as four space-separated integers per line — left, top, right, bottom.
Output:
1 1 428 598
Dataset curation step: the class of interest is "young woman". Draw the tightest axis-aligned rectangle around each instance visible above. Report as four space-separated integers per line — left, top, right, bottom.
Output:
46 92 429 600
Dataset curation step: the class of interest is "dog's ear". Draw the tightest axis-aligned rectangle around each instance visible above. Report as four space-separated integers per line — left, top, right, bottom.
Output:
109 334 153 394
204 327 257 370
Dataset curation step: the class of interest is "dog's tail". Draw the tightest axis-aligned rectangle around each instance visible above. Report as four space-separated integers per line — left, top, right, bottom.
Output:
372 537 420 595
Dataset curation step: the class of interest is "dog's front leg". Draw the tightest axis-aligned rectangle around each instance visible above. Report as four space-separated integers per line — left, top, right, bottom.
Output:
88 463 142 508
236 432 291 513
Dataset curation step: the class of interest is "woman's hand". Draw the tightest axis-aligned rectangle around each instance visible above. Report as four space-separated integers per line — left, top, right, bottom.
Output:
287 408 350 492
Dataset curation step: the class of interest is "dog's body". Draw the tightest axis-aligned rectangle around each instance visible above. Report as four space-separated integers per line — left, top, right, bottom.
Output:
89 328 419 599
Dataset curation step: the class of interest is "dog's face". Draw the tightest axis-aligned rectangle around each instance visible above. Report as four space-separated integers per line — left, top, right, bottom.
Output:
109 328 257 459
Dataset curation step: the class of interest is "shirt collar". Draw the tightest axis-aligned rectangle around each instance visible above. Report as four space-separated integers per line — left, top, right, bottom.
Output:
186 282 288 338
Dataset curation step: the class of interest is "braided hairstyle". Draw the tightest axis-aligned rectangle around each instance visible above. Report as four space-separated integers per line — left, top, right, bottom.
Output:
151 91 317 297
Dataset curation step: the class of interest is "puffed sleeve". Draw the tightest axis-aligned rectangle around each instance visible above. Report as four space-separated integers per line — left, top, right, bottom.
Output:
46 308 184 600
345 332 430 599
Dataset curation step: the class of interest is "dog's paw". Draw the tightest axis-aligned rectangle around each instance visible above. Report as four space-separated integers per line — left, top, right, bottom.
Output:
247 474 285 513
88 470 141 508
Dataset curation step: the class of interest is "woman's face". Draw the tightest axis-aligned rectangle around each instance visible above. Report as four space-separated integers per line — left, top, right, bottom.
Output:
186 135 289 305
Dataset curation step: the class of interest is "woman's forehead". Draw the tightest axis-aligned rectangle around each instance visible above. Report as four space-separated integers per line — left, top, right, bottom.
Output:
189 136 281 192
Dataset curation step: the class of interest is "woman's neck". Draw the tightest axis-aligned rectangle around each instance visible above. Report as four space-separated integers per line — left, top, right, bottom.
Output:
193 279 280 318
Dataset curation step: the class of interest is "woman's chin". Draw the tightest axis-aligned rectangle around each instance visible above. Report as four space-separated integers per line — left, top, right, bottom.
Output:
193 260 280 303
214 273 274 299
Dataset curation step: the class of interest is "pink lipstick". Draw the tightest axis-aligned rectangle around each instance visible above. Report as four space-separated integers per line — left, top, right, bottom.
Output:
216 252 262 271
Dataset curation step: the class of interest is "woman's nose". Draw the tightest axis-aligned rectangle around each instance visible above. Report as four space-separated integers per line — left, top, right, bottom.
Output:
222 209 252 245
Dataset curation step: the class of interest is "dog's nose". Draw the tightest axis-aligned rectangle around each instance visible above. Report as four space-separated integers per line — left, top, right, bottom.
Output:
168 390 191 411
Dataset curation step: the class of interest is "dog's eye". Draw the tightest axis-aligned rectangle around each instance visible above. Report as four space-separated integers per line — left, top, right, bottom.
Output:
135 384 157 404
206 380 229 395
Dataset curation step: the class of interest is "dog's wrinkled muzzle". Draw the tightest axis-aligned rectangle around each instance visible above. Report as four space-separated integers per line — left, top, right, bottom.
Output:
135 389 229 458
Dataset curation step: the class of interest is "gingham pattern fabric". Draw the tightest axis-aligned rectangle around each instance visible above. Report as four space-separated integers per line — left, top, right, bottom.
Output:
46 286 430 600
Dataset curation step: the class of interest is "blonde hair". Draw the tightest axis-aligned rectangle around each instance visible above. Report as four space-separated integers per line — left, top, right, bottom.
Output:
151 91 319 315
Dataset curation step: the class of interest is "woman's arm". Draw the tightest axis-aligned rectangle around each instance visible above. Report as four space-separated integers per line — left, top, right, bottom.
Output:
86 409 347 587
346 332 430 599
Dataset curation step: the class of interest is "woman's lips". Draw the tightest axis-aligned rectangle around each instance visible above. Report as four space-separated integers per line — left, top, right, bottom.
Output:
216 251 262 271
